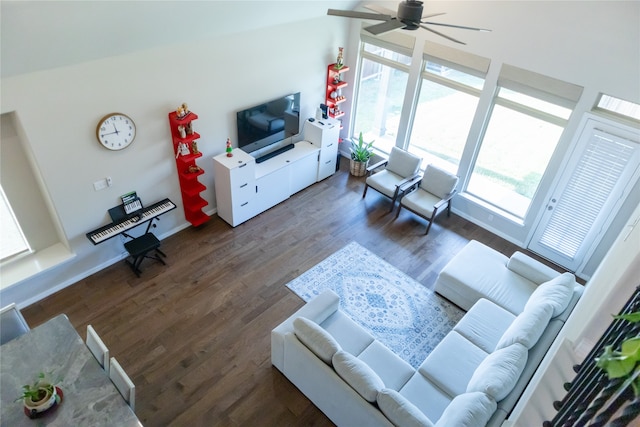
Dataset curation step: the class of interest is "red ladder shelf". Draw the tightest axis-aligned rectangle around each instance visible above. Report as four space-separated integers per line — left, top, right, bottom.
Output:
167 110 210 227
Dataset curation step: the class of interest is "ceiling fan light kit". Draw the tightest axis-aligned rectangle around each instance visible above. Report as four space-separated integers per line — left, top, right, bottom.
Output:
327 0 490 45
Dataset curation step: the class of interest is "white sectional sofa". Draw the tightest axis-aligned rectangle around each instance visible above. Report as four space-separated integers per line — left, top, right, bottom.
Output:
271 240 583 426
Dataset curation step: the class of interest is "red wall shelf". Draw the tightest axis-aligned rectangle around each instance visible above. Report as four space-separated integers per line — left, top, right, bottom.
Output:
325 63 349 124
168 110 210 227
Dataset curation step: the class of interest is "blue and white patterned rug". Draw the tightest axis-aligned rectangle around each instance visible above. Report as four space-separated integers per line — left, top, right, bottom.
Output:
285 242 464 369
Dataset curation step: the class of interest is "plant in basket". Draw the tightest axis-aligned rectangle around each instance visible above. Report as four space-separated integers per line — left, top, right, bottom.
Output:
349 132 374 177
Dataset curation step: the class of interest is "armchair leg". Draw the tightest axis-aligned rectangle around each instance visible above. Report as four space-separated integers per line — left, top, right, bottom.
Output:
425 219 434 235
447 200 452 217
362 184 368 199
395 204 402 219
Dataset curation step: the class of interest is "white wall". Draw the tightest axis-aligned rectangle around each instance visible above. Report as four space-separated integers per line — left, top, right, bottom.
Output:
0 5 351 306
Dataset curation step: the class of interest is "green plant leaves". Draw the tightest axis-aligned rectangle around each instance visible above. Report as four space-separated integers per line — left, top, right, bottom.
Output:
615 312 640 323
350 132 374 162
594 310 640 396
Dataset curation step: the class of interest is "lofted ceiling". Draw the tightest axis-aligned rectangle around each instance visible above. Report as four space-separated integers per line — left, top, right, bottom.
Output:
0 0 360 78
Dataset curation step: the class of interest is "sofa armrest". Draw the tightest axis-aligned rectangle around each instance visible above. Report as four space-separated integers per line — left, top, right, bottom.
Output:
507 252 559 285
271 290 340 371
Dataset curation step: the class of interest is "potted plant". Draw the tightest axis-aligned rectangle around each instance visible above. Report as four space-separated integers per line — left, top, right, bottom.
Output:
16 373 61 418
349 132 374 177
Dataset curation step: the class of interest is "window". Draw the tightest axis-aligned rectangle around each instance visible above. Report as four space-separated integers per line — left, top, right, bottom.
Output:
594 94 640 121
465 65 582 220
407 58 485 173
352 32 414 155
0 186 30 261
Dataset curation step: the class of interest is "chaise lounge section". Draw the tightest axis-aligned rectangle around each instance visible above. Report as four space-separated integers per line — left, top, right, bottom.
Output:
271 240 582 426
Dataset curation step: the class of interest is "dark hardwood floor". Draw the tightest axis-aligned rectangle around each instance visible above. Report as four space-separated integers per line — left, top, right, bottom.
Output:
22 160 558 426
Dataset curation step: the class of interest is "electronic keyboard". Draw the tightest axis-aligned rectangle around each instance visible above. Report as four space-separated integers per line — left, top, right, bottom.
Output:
86 198 176 245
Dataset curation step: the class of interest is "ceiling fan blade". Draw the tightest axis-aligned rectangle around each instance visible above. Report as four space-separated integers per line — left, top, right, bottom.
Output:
364 4 397 17
420 24 466 45
327 9 391 21
422 21 491 32
422 12 446 19
365 19 407 36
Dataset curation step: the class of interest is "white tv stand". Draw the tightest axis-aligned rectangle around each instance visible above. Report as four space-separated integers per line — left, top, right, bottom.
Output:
213 118 340 227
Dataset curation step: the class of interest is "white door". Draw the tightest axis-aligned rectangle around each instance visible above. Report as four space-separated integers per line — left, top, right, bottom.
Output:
528 114 640 273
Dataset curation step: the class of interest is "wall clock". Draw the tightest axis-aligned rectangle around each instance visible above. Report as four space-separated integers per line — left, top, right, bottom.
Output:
96 113 136 150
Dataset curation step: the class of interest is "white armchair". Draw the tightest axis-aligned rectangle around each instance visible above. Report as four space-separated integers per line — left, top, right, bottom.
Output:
362 147 422 212
396 164 459 235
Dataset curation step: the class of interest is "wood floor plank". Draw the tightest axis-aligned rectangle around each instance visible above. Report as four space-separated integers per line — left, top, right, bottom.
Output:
20 160 564 426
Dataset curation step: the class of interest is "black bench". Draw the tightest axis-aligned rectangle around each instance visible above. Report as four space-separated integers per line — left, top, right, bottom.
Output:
124 233 166 277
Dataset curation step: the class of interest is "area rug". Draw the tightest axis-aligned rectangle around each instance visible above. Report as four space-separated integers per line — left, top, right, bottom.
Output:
285 241 464 369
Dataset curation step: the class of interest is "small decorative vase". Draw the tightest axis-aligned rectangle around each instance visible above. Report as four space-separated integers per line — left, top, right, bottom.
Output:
23 385 58 418
350 159 369 177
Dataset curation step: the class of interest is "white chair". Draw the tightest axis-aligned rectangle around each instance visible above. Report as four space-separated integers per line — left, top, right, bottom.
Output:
110 357 135 410
0 303 30 344
363 147 422 212
86 325 110 374
396 164 459 235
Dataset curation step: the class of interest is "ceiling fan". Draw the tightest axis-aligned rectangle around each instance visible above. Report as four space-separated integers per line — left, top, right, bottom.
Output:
327 0 490 45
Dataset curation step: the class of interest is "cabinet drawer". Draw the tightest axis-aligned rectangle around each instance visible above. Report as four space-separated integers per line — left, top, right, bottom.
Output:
318 157 336 181
234 181 255 201
229 162 255 183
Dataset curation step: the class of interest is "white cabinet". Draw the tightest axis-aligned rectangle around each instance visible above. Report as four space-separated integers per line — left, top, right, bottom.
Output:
213 142 320 227
213 149 257 227
305 118 340 181
290 141 322 194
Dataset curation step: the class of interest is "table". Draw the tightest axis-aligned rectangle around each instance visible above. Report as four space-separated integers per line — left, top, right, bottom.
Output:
0 314 142 426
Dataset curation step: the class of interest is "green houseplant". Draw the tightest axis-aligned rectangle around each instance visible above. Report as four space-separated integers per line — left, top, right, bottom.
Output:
16 372 61 418
596 312 640 396
349 132 374 177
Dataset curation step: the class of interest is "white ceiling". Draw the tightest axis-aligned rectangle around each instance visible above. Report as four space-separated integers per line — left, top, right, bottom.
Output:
1 0 360 78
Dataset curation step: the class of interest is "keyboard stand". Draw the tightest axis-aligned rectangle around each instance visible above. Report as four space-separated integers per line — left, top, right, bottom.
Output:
124 233 166 277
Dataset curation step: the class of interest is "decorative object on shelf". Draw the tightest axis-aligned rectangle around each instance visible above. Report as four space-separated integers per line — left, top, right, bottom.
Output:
96 112 136 151
16 372 62 419
176 102 190 119
226 138 233 157
335 47 344 69
178 125 186 138
167 107 209 227
349 132 374 177
176 141 190 157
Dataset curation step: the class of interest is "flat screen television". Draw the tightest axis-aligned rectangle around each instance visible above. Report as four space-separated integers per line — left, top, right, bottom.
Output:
236 92 300 154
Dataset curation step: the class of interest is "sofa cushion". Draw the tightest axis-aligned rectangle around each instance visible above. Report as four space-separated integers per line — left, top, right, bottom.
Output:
506 251 559 284
496 302 554 350
434 392 497 427
525 272 575 317
466 343 528 401
434 240 537 314
321 310 375 356
293 317 341 365
400 372 454 422
453 298 516 353
377 388 435 427
358 340 415 391
333 350 385 402
419 331 488 397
